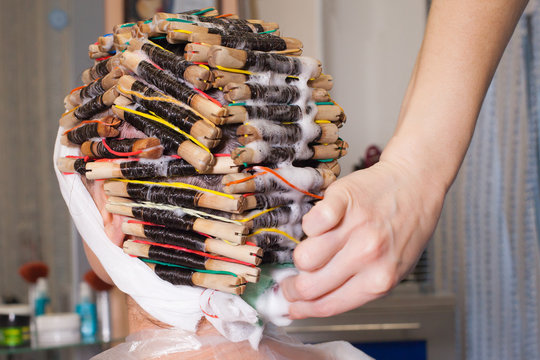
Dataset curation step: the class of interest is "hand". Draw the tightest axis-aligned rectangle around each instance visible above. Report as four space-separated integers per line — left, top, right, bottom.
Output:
280 158 445 319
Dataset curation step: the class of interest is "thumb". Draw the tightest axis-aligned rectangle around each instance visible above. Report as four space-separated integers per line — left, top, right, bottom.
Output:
303 187 348 237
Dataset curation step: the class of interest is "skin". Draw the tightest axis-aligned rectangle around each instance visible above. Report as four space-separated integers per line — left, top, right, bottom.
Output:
281 0 530 319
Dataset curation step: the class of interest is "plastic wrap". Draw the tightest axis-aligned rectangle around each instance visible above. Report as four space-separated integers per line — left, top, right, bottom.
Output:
92 326 372 360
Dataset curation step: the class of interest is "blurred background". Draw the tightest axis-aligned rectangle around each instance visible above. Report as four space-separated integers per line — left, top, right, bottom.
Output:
1 0 538 359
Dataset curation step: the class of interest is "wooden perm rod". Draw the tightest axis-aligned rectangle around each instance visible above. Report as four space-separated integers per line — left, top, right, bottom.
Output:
121 222 262 265
230 140 349 166
88 43 110 60
186 43 304 67
127 39 214 91
116 75 220 148
120 51 228 124
222 83 330 103
66 67 124 108
61 116 120 147
187 32 302 51
59 87 119 128
236 122 339 146
80 138 163 160
144 261 246 295
112 96 215 173
161 18 275 38
105 196 248 244
103 180 248 214
211 70 333 90
123 240 260 283
218 104 345 125
222 168 336 194
55 155 240 180
82 53 122 84
208 45 322 78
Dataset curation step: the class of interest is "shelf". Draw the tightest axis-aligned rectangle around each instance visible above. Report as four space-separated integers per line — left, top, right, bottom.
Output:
0 337 122 355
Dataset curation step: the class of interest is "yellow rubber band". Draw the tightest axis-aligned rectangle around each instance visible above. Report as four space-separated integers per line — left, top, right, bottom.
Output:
198 63 210 71
328 94 345 114
221 239 238 246
109 199 238 224
214 65 253 75
117 85 215 127
112 178 235 199
214 66 318 82
114 104 211 153
172 29 193 34
237 207 279 223
147 39 170 53
61 105 79 118
247 228 300 244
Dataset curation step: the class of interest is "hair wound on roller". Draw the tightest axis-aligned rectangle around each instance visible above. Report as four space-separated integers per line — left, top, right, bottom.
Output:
57 6 348 308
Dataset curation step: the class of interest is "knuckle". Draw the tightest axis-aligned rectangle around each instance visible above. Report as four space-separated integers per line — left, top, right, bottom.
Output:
371 267 399 294
358 235 387 263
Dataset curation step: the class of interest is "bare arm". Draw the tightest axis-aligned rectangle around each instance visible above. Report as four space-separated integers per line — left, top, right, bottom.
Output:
281 0 529 319
387 0 527 191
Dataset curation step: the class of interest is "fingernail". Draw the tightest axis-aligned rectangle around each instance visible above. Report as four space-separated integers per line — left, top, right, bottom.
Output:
280 276 300 302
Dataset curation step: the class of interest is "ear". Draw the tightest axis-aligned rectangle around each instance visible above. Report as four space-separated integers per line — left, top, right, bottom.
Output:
86 179 126 247
105 213 126 247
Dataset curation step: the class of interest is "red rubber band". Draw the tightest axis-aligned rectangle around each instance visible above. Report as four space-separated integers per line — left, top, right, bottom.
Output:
101 139 143 157
193 87 222 107
127 220 165 227
133 239 255 267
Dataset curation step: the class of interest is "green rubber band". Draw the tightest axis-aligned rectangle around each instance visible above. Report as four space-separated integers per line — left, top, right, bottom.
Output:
317 159 333 162
143 19 152 24
228 102 247 106
258 29 278 35
315 102 334 106
120 23 135 28
166 18 194 23
141 258 238 277
243 163 248 168
193 8 214 15
150 36 166 40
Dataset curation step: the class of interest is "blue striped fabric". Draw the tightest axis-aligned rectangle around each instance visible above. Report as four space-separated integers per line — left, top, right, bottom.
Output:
433 5 540 359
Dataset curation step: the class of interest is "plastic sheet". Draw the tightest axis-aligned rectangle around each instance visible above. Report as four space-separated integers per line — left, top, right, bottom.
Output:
92 325 372 360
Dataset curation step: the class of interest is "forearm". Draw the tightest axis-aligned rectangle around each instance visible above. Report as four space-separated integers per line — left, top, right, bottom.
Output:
382 0 528 192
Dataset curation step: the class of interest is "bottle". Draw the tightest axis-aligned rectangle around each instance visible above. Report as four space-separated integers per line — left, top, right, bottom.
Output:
34 278 50 316
75 282 97 341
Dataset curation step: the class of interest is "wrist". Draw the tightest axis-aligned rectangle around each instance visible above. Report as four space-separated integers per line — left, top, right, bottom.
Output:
379 136 450 199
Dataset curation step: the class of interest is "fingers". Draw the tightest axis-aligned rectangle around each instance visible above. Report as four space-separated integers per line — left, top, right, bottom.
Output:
281 255 353 303
288 274 375 319
283 230 379 302
293 227 346 271
302 186 348 237
287 265 398 319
